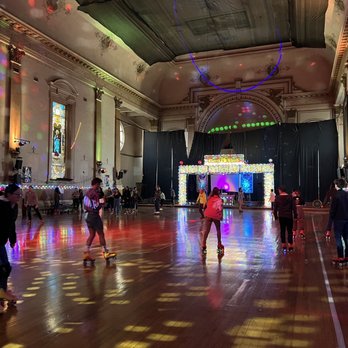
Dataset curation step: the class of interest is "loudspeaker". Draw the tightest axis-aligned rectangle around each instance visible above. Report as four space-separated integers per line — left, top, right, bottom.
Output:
15 158 23 170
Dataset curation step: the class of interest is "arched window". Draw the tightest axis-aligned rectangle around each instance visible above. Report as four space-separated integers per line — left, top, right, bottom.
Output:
48 79 78 181
120 121 125 151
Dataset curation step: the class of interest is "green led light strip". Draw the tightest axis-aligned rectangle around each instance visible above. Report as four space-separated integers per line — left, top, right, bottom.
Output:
208 121 276 133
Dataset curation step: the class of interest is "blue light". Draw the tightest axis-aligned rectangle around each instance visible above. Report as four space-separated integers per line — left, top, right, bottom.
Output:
173 0 283 93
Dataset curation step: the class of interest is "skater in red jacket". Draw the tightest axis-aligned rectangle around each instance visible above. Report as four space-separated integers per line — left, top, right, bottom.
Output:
201 187 224 256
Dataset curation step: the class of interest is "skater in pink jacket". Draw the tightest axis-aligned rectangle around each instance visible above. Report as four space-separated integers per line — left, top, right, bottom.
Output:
201 187 224 256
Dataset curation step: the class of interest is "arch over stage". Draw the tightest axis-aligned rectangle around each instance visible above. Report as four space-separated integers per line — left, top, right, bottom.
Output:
197 91 284 132
178 155 274 207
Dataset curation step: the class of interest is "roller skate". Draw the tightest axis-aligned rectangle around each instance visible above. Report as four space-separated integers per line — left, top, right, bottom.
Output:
299 230 305 239
292 230 297 238
103 251 117 265
325 231 331 241
332 257 346 269
288 244 294 253
201 245 207 257
217 244 225 257
0 288 17 307
83 251 95 266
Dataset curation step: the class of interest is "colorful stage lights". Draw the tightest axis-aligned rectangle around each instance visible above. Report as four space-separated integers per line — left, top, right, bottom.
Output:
208 121 275 133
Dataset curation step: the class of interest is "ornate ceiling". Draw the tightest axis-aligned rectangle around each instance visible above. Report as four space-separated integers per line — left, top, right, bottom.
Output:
76 0 328 65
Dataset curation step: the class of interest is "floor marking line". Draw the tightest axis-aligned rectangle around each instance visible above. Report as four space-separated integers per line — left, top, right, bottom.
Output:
312 216 346 348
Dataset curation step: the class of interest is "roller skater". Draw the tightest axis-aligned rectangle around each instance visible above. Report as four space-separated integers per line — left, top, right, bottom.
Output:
0 184 21 307
292 190 305 239
201 187 224 258
274 186 297 253
326 178 348 268
83 178 116 266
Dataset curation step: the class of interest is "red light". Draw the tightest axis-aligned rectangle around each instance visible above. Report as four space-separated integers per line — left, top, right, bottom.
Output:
179 161 184 165
198 160 202 165
65 4 72 13
28 0 36 7
310 61 316 67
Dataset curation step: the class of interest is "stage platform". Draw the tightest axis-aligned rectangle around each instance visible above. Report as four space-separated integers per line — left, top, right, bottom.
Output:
1 206 346 347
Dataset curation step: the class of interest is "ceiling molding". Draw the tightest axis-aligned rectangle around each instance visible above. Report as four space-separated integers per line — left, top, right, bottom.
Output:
329 15 348 94
0 9 160 119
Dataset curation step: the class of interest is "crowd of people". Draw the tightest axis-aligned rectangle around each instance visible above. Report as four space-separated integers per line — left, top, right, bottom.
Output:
1 176 347 306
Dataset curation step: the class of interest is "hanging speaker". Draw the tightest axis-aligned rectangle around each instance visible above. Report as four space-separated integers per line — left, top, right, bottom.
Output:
15 158 23 170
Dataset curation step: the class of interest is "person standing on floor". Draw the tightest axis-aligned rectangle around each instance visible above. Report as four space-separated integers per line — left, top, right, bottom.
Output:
24 185 43 224
78 188 84 212
292 189 305 238
269 189 276 210
326 178 348 263
237 187 245 213
113 187 122 217
201 187 224 256
0 184 21 305
53 186 61 214
170 188 176 206
154 186 161 215
273 186 297 252
196 189 207 219
83 178 116 262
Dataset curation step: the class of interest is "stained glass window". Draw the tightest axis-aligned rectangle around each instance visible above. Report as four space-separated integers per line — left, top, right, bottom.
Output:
51 101 66 179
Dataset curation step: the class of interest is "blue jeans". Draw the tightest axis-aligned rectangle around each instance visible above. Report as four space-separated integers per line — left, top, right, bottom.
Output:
114 198 121 215
0 245 11 291
333 220 348 258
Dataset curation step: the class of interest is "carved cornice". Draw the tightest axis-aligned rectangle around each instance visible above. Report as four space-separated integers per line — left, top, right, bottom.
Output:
197 92 283 132
282 91 332 100
330 15 348 94
114 97 123 110
0 9 160 118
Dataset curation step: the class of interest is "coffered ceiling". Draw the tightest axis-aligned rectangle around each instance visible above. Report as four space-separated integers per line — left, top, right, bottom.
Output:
76 0 328 65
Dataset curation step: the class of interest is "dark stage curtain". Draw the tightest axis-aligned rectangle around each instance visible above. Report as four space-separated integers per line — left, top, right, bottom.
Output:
279 124 300 194
142 132 158 199
171 131 188 198
189 132 227 164
157 132 172 200
142 120 338 203
142 130 188 199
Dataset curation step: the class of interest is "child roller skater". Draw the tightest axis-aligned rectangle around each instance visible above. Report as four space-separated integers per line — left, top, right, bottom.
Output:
292 190 305 239
326 178 348 267
83 178 116 265
201 187 224 257
274 186 297 252
0 184 21 311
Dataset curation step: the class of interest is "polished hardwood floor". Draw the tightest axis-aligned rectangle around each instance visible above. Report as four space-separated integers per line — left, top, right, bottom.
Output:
0 206 346 348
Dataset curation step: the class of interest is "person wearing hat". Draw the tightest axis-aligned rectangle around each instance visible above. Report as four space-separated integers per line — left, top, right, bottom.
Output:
0 183 21 305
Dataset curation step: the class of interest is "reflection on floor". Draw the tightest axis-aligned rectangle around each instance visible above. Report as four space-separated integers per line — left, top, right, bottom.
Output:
0 207 346 347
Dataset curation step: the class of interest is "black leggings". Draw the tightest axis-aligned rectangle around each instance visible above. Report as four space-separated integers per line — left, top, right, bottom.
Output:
279 217 293 244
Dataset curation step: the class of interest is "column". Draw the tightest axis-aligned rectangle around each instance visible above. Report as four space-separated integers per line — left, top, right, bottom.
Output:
114 97 122 183
186 118 195 156
94 87 103 176
7 45 25 153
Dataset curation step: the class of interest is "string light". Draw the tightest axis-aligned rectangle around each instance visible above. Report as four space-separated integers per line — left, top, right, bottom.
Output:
178 155 274 206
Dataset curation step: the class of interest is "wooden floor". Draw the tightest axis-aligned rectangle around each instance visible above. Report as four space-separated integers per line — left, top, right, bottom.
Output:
0 206 347 348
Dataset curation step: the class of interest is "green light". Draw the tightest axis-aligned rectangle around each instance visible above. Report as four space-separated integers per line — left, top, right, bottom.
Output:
270 121 275 125
234 121 239 124
219 127 224 131
265 122 270 126
215 127 220 132
251 123 255 127
233 125 237 129
228 125 232 129
210 129 214 133
256 122 260 126
242 124 246 128
246 124 251 128
260 122 265 126
224 126 228 130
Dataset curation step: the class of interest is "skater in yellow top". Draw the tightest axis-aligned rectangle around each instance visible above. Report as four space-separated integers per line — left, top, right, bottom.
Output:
83 178 116 265
196 189 207 219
